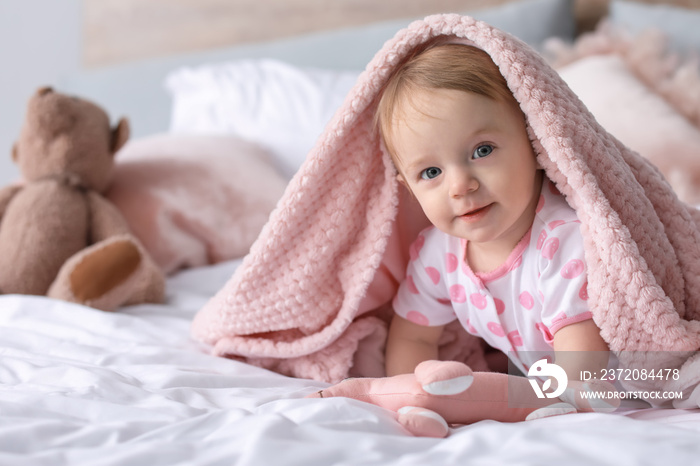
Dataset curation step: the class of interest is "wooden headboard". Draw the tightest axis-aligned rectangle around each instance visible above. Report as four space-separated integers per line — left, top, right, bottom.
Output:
83 0 699 67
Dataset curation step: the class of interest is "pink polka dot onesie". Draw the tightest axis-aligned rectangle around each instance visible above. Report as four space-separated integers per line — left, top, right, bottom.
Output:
393 178 592 375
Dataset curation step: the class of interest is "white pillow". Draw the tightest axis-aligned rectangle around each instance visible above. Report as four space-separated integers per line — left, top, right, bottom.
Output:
558 54 700 203
166 60 360 179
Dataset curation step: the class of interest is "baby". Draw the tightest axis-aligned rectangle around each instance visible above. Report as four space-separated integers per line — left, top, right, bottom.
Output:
377 42 609 381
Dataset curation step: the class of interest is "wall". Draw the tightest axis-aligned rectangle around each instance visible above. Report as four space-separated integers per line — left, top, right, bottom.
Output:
0 0 82 186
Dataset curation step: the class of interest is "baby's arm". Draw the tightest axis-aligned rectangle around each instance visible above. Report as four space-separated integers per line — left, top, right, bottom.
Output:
0 185 21 220
385 314 445 376
551 319 621 413
553 319 609 381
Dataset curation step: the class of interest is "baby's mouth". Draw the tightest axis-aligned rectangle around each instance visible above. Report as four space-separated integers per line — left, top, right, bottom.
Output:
459 204 492 220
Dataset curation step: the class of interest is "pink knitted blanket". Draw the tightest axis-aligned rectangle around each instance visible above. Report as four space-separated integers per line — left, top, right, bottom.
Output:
192 14 700 388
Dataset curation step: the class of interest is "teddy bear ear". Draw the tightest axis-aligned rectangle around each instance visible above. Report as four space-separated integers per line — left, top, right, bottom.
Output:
111 117 130 154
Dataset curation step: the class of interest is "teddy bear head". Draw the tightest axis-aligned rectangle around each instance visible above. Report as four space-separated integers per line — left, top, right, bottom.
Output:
12 87 130 193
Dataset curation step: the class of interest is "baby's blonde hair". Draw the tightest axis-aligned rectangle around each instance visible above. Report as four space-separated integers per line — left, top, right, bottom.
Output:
376 42 520 162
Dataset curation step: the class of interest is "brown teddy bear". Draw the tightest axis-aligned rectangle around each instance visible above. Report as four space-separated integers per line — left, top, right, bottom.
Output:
0 86 165 311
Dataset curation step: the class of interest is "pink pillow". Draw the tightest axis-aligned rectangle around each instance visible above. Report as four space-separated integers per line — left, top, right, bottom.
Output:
107 134 287 275
547 22 700 205
557 54 700 204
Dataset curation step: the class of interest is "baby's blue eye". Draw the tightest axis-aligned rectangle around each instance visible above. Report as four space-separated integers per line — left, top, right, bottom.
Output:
473 145 493 159
421 167 442 180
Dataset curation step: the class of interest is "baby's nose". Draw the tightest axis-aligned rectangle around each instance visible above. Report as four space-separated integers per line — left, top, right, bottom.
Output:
449 170 478 198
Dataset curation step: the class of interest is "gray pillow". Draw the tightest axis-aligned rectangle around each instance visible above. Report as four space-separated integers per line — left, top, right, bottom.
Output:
463 0 575 48
610 0 700 55
308 0 575 70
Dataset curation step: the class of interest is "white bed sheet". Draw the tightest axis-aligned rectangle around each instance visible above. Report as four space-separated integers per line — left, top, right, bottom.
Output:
1 259 699 465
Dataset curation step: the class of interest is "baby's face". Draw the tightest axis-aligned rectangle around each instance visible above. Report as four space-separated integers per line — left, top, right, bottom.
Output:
391 88 542 256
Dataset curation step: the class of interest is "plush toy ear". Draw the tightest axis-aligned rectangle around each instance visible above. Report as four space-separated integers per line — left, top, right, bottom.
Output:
111 118 130 154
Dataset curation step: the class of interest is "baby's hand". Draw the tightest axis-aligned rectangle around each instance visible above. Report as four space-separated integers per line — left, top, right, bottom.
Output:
525 378 620 420
560 379 621 413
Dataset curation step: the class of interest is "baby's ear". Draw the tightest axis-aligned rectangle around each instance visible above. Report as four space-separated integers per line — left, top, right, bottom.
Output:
396 173 416 198
396 173 416 199
396 173 408 187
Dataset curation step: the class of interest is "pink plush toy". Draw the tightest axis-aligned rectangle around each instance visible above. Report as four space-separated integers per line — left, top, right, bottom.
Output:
308 360 619 438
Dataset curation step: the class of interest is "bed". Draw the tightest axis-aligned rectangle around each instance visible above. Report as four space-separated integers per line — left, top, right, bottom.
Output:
3 0 700 464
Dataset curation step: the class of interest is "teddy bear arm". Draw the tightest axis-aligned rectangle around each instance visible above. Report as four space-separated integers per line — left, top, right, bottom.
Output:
82 191 166 306
0 184 22 220
86 191 133 241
